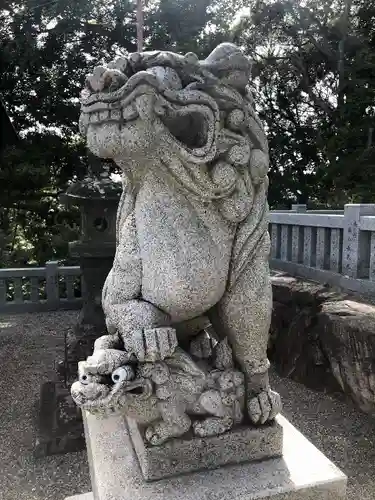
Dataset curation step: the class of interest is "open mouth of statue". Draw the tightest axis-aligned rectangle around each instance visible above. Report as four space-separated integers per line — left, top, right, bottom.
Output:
125 385 145 395
119 379 153 399
79 67 218 162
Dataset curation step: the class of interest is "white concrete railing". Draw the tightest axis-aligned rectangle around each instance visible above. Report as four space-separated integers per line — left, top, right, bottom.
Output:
0 261 82 314
1 203 375 314
269 204 375 295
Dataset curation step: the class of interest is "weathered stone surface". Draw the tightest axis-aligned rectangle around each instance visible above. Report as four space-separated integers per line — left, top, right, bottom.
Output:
64 412 346 500
270 271 375 413
269 273 341 392
127 417 283 481
72 42 282 443
318 299 375 413
72 337 248 446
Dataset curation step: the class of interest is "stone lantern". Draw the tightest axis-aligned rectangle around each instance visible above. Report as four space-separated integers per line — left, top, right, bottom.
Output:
59 153 122 381
36 154 122 457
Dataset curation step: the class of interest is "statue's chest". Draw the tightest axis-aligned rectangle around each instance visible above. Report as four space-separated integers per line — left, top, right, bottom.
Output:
135 175 234 322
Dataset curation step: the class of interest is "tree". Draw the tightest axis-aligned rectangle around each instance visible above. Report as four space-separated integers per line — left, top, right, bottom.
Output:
0 0 235 265
236 0 375 206
2 0 375 264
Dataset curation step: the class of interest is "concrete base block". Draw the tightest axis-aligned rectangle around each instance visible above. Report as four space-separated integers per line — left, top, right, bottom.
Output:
66 494 92 500
65 412 347 500
127 417 283 481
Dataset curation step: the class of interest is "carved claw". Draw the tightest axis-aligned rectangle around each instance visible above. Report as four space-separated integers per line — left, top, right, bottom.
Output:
131 327 178 362
144 422 170 446
248 389 282 425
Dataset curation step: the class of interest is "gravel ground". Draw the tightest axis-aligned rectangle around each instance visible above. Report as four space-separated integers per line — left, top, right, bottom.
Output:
0 310 374 500
0 311 90 500
271 372 375 499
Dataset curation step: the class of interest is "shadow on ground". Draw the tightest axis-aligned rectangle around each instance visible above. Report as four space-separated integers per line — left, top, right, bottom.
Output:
0 311 90 500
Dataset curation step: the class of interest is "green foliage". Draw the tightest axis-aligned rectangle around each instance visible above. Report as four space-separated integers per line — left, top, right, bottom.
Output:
0 0 234 266
238 0 375 206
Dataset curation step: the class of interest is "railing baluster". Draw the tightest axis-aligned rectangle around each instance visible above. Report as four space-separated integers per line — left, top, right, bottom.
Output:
303 227 312 267
369 232 375 282
66 275 75 300
316 227 329 270
13 277 23 304
330 229 341 273
30 277 40 303
81 274 87 298
280 225 289 261
46 261 59 306
291 226 302 263
270 224 278 258
0 278 6 305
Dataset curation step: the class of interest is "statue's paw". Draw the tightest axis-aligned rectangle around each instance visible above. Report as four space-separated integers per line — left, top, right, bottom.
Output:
248 390 282 425
144 423 169 446
132 327 177 362
86 349 131 375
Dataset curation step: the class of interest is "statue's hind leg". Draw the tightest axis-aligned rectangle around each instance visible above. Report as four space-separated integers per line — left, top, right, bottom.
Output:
209 233 282 425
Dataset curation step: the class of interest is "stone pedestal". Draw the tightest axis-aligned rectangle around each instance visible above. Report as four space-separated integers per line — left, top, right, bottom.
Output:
65 413 347 500
128 418 283 481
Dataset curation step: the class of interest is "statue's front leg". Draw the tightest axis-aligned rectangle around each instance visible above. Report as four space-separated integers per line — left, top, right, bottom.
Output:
145 401 191 446
209 237 281 425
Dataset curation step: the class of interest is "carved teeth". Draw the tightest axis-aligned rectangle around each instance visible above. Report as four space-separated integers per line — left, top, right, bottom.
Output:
110 109 121 121
90 113 100 123
99 110 109 121
83 103 138 127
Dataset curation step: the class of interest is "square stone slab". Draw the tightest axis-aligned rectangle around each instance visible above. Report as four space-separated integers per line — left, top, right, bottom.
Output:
65 411 347 500
127 417 283 481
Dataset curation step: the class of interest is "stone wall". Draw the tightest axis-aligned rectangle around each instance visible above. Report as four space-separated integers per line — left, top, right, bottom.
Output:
269 271 375 414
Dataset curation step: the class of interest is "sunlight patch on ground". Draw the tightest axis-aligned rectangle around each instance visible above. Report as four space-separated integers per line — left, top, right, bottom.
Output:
0 320 16 329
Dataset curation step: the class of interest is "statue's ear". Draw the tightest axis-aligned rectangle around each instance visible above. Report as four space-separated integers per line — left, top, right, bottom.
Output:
154 90 220 164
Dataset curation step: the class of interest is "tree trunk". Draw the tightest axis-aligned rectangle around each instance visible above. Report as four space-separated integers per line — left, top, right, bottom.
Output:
136 0 144 52
337 0 352 111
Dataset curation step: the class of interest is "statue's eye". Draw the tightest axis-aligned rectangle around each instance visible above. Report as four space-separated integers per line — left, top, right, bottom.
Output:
112 365 135 383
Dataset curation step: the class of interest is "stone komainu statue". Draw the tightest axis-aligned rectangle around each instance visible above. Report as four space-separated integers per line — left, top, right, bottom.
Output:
72 43 282 445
